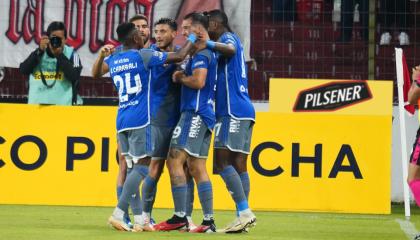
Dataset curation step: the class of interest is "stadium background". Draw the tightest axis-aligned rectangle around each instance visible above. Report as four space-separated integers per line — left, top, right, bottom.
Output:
1 0 418 103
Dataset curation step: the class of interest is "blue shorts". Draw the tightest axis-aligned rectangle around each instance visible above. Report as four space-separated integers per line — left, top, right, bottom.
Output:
151 125 174 160
117 125 153 162
170 112 212 159
213 116 254 154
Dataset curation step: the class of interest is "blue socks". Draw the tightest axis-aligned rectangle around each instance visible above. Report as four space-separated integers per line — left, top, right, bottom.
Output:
197 181 213 219
220 165 249 212
171 184 187 217
141 175 157 214
186 178 195 217
117 165 148 215
240 172 250 200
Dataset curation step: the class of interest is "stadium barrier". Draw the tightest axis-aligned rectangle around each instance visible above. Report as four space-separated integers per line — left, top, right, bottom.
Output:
0 79 392 214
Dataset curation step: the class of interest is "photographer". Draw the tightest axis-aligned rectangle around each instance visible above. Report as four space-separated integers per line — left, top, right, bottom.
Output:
19 21 82 105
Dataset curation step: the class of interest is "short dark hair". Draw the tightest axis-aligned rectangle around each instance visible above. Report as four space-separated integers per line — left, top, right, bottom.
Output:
129 14 148 24
116 22 136 43
207 9 232 32
154 18 177 31
47 21 67 38
190 12 209 30
183 12 196 20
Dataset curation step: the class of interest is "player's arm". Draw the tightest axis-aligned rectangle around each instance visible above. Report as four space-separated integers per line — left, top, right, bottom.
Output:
208 41 236 58
165 34 197 63
408 66 420 105
173 68 207 89
92 45 113 78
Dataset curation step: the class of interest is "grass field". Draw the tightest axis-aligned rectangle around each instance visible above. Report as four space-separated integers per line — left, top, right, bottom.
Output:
1 204 420 240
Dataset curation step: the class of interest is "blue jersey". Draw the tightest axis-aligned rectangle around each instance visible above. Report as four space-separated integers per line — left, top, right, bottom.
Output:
182 49 217 129
216 32 255 120
150 44 181 128
104 48 168 132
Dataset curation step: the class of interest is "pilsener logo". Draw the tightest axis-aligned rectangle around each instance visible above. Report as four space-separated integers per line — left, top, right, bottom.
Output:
293 81 372 112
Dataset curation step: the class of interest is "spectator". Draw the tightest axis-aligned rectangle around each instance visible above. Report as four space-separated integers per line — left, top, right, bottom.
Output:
19 21 82 105
337 0 369 43
378 0 410 45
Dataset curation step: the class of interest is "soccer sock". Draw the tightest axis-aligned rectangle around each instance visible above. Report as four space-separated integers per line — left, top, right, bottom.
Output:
409 179 420 207
130 166 147 215
186 178 195 217
220 165 249 213
117 165 148 215
117 186 123 201
141 175 157 214
197 181 213 220
171 184 187 217
239 172 250 200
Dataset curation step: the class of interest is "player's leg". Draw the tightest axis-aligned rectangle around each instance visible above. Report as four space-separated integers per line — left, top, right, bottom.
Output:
184 162 197 231
155 112 200 231
214 117 256 233
116 143 134 227
109 128 151 232
181 116 215 233
408 128 420 207
139 125 170 230
154 148 189 231
187 156 216 233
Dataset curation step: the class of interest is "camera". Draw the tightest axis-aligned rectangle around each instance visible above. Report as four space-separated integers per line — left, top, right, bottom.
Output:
49 36 62 49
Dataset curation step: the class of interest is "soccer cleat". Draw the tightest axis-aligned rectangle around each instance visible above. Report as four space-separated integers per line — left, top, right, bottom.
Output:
221 212 257 233
108 215 132 231
189 219 216 233
179 217 198 232
154 215 188 231
123 214 133 229
132 215 155 232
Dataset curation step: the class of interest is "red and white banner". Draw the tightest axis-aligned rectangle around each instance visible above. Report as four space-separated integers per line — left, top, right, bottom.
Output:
0 0 250 76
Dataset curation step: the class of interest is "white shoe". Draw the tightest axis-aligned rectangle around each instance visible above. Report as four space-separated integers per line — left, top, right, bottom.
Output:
108 215 132 231
380 32 391 45
399 32 410 46
133 214 155 232
220 212 257 233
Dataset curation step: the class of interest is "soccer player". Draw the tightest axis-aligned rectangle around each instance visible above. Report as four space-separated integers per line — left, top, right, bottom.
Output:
139 17 196 231
129 14 152 48
91 22 196 232
205 9 256 233
154 13 217 233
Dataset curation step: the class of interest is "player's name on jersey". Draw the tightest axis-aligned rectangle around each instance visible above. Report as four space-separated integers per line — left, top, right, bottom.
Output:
110 61 138 74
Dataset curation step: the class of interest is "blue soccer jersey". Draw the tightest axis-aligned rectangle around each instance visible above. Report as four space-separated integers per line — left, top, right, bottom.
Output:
181 49 217 129
215 32 255 120
104 48 168 132
150 44 181 128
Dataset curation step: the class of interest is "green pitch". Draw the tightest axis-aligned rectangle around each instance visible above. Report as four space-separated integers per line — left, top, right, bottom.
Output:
1 204 419 240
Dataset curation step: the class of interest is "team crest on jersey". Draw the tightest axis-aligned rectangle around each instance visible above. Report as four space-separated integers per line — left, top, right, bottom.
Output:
293 81 372 112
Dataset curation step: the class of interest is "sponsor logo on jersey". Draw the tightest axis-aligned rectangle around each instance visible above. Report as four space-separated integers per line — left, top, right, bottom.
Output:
189 116 202 138
293 81 372 112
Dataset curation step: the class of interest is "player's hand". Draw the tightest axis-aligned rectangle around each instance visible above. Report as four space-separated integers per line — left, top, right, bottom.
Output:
99 45 115 58
173 70 185 83
39 36 49 52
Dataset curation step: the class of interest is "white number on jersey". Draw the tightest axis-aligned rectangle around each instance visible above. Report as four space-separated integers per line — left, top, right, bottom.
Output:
113 72 142 103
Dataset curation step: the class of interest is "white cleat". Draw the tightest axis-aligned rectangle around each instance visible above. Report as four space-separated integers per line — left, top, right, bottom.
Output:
108 215 132 232
220 212 257 233
133 214 155 232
